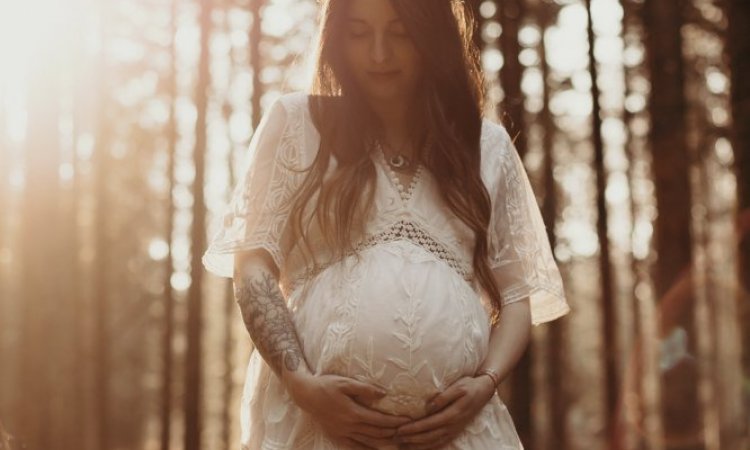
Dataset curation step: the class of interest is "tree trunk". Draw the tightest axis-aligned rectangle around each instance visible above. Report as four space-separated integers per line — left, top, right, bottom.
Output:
0 65 8 434
250 0 263 129
537 3 567 448
91 20 113 448
497 0 526 158
617 1 659 448
160 1 179 449
643 0 703 448
467 0 485 54
184 0 211 447
727 0 750 445
17 51 63 450
584 0 618 446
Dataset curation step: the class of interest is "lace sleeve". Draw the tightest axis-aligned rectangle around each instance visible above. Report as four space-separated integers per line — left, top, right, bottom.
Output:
202 94 305 279
484 121 570 326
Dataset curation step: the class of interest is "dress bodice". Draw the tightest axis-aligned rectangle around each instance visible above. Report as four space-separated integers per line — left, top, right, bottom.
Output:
203 91 570 326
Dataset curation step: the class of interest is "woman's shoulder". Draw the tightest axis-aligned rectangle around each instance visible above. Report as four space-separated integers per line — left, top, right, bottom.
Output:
273 91 340 135
479 118 515 181
480 118 513 155
268 91 324 165
275 91 340 114
271 91 311 116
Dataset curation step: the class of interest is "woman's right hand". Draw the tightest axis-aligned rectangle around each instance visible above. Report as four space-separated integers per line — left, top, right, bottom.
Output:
285 371 411 449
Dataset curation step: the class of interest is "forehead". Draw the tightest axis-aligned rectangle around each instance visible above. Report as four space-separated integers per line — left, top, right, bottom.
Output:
346 0 402 23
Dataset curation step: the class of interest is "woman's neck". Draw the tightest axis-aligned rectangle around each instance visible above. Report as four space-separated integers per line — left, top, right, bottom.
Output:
369 97 416 150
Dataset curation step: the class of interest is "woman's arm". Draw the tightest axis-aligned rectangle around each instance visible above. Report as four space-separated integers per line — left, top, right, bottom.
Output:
476 297 532 386
233 249 412 448
233 249 312 383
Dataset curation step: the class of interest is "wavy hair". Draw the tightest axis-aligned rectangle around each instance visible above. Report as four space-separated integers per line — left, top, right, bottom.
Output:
288 0 505 323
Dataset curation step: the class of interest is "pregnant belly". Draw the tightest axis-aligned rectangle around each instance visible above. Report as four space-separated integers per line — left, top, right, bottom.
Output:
290 241 491 419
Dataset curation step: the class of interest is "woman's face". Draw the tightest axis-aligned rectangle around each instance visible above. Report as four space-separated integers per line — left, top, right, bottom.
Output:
342 0 423 105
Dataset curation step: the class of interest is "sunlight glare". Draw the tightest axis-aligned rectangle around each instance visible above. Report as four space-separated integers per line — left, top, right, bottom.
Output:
171 272 191 291
482 48 504 73
59 163 75 183
148 239 170 261
714 138 734 166
706 68 728 94
262 3 296 38
479 0 497 19
546 4 589 75
9 168 25 191
519 25 541 47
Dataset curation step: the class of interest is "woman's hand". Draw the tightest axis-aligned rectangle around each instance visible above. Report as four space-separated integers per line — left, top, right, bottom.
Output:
285 371 413 449
393 375 496 450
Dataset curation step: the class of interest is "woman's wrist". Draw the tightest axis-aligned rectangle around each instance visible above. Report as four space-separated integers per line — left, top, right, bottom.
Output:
283 369 316 410
472 372 498 404
475 368 501 388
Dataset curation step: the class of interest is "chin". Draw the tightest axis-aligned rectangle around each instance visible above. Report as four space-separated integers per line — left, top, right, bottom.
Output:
363 85 413 103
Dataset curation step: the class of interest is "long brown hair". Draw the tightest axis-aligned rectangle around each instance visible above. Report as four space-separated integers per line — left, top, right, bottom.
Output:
289 0 505 323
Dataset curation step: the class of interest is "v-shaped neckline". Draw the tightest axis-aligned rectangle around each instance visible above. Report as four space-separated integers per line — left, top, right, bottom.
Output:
374 148 424 205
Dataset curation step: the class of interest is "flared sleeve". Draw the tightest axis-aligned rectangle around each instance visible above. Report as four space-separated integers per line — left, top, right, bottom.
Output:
482 120 570 326
202 93 306 279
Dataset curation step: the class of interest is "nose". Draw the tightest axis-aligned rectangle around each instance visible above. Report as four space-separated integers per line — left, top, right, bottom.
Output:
370 34 392 64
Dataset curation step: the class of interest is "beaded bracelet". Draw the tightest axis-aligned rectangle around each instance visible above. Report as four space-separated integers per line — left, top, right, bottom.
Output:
476 368 501 388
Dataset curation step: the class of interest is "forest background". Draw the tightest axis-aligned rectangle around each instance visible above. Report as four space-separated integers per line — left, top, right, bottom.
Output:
0 0 749 449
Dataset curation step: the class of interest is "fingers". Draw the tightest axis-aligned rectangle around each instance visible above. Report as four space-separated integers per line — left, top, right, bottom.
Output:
400 438 453 450
396 427 450 445
337 379 413 427
343 437 377 450
340 378 387 401
425 385 466 414
395 386 466 436
396 404 460 436
352 424 398 439
350 432 397 448
353 403 413 428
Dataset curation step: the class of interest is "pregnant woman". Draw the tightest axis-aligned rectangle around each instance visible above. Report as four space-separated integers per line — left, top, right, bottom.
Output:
202 0 570 448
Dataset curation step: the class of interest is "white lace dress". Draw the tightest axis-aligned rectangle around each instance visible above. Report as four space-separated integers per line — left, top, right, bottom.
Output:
202 92 570 450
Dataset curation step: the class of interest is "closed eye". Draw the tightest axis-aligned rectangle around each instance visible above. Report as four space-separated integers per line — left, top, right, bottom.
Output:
347 28 369 36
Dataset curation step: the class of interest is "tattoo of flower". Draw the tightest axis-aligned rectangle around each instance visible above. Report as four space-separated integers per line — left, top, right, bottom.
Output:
235 270 304 375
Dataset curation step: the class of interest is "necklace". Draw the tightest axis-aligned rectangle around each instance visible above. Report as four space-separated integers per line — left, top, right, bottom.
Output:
388 153 410 170
377 134 432 173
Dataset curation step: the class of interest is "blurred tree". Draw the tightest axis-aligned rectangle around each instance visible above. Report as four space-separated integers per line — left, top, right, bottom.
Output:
0 52 9 450
643 0 703 448
92 8 112 450
184 0 212 447
617 0 662 447
160 1 179 450
584 0 618 446
467 0 485 53
534 2 567 449
16 43 63 450
0 84 6 358
498 0 526 156
727 0 750 443
250 0 264 128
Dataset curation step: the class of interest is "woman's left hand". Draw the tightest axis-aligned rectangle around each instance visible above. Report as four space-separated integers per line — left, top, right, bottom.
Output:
392 375 496 450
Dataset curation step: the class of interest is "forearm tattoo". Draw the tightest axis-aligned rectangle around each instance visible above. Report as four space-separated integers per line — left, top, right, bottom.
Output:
234 270 305 377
